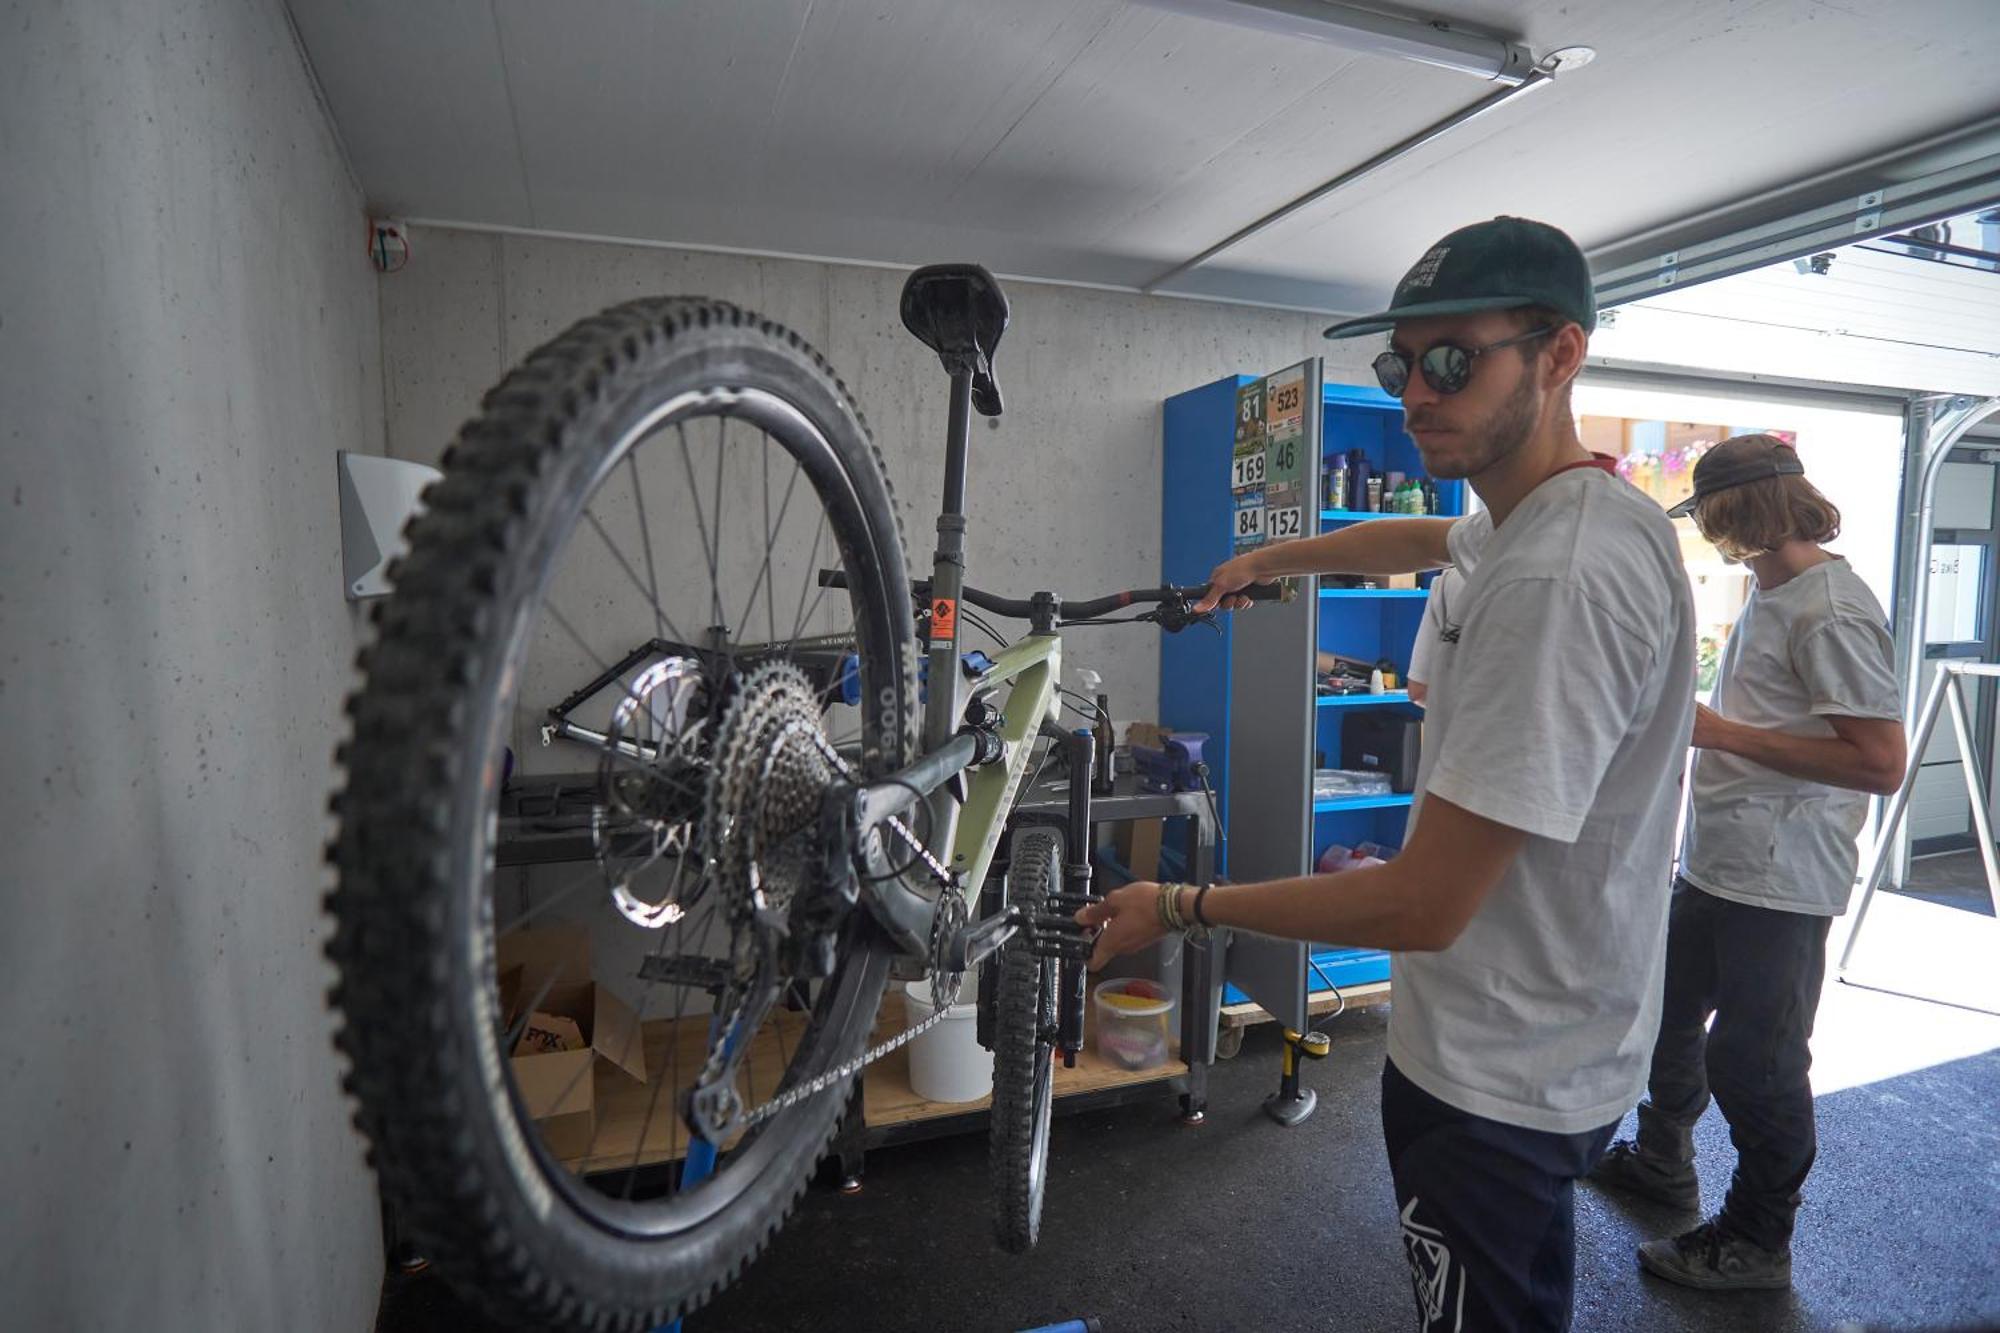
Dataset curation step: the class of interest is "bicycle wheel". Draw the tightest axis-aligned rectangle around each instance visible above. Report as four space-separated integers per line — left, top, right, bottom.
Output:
990 826 1061 1252
326 297 919 1331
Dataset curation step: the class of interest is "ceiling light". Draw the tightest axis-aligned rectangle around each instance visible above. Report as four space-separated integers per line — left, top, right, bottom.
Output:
1136 0 1537 84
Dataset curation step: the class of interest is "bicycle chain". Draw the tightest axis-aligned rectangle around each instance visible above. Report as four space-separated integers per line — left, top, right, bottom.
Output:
695 710 969 1133
737 887 964 1130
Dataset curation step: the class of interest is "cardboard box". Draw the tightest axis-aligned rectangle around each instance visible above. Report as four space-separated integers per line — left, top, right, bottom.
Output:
1114 818 1165 882
1115 721 1173 880
497 926 650 1160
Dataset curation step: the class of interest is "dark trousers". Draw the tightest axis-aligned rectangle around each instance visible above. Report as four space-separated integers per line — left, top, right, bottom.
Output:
1637 879 1833 1251
1383 1060 1616 1332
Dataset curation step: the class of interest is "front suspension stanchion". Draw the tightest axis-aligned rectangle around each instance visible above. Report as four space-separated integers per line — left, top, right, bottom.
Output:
1042 722 1098 1066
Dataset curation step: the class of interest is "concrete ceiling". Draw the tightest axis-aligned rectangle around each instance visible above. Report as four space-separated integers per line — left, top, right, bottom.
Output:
289 0 2000 316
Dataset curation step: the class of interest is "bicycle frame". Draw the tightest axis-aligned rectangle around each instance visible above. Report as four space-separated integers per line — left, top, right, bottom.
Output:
941 632 1063 896
835 359 1099 1062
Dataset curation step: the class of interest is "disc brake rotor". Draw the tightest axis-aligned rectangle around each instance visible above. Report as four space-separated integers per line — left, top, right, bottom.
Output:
594 655 709 928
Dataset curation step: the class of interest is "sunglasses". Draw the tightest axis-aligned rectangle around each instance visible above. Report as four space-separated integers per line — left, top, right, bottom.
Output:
1372 326 1555 397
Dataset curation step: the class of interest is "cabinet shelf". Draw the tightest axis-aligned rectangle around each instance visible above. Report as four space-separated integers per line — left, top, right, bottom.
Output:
1319 508 1431 523
1319 587 1429 599
1312 792 1415 814
1317 691 1413 708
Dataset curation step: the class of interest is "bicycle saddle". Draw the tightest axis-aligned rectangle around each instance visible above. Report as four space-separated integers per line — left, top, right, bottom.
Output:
900 263 1008 416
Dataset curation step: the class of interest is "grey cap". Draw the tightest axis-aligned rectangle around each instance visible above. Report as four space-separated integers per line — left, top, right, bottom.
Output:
1666 436 1806 518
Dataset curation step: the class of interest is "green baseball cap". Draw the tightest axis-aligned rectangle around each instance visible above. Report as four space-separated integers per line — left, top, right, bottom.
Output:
1323 216 1598 340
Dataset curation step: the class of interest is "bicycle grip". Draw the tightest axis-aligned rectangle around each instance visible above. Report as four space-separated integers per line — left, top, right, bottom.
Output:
1228 579 1296 604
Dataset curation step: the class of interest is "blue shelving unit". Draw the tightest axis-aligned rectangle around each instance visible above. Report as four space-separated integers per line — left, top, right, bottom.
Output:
1313 382 1460 990
1165 372 1464 1004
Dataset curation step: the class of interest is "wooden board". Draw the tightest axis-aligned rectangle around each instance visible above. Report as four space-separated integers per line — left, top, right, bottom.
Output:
554 992 1187 1174
1220 981 1392 1028
862 1000 1187 1130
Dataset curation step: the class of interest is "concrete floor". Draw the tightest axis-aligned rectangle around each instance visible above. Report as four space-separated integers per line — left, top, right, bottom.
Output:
377 883 2000 1333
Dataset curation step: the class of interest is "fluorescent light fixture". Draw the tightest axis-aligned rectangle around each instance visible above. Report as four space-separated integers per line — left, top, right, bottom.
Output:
1136 0 1536 84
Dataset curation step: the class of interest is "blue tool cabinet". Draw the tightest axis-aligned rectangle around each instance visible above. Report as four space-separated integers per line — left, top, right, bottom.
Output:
1160 370 1465 1024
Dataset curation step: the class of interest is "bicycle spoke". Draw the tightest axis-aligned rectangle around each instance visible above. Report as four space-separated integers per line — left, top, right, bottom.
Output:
712 416 727 635
735 454 805 650
786 511 831 648
619 893 710 1200
627 452 668 646
676 423 724 635
581 505 686 652
576 859 708 1171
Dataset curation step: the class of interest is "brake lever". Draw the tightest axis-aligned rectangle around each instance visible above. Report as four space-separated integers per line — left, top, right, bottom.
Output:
1150 593 1220 635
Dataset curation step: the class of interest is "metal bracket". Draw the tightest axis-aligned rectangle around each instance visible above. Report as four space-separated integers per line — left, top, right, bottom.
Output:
1853 188 1885 234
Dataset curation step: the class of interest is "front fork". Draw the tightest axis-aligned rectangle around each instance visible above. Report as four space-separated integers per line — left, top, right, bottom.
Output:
1044 722 1099 1064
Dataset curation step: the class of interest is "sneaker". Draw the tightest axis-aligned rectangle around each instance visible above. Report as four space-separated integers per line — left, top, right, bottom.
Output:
1588 1139 1700 1211
1637 1218 1792 1291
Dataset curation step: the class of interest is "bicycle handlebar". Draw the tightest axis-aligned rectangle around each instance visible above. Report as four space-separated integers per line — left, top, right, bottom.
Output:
817 570 1294 622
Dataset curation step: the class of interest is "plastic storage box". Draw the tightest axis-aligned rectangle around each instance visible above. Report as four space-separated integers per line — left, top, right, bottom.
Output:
1092 977 1175 1071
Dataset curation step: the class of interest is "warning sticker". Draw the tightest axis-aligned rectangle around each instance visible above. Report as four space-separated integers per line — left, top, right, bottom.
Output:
929 596 959 641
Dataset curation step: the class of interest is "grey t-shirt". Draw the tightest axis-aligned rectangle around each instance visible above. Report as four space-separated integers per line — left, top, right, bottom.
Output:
1407 567 1463 696
1682 557 1899 916
1389 468 1695 1135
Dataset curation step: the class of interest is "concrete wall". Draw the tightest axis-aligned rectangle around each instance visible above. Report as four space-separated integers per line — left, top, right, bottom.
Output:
380 226 1379 723
0 1 385 1328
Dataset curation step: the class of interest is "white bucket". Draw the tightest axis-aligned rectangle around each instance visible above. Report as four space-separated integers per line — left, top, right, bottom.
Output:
902 977 992 1104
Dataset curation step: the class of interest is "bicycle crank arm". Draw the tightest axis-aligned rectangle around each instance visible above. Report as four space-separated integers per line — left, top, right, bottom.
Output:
943 905 1024 972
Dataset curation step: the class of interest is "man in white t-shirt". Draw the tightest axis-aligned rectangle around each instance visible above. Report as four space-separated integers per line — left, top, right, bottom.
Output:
1588 436 1905 1291
1080 217 1695 1332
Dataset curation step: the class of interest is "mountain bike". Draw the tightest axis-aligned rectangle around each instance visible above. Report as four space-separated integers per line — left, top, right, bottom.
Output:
325 263 1283 1330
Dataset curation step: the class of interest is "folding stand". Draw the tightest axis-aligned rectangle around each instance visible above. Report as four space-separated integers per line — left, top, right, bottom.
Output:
1840 660 2000 992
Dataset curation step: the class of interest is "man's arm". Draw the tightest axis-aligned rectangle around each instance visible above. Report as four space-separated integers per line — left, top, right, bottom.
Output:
1692 704 1905 795
1077 793 1524 967
1194 518 1454 612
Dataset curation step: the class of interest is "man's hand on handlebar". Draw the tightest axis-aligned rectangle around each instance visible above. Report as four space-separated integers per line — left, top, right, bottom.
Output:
1193 552 1275 615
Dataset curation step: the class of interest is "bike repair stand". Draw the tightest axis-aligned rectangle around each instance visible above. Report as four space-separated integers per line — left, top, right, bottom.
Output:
1262 1027 1330 1127
650 1133 717 1333
657 1010 731 1333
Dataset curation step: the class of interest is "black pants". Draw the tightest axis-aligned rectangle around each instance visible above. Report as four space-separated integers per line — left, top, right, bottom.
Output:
1637 879 1833 1251
1382 1060 1616 1332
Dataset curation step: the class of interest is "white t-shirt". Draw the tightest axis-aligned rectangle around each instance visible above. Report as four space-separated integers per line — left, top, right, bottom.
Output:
1407 567 1460 696
1682 557 1899 916
1388 466 1695 1135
